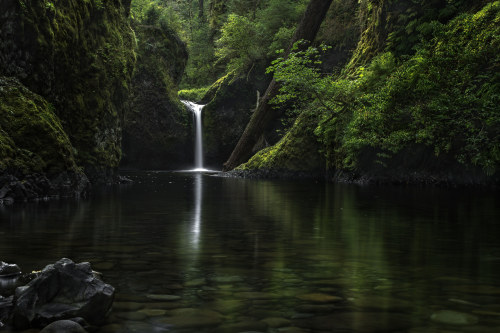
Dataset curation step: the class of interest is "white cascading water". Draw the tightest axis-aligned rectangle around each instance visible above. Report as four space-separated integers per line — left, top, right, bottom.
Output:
181 101 206 171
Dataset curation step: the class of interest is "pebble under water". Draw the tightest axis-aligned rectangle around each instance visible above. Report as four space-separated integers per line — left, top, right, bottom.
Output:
1 171 500 333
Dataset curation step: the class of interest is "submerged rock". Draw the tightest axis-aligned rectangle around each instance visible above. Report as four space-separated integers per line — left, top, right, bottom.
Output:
430 310 479 325
12 258 114 330
0 262 21 277
39 319 88 333
159 308 223 328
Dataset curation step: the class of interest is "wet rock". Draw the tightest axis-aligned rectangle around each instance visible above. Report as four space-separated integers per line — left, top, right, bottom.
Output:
138 309 167 317
146 294 181 301
213 276 244 283
208 299 247 314
235 292 277 300
430 310 479 325
277 327 310 333
144 302 185 310
446 285 500 295
184 278 206 287
293 312 413 332
0 296 13 329
114 311 147 321
349 295 413 311
294 304 337 313
159 308 223 328
296 293 342 303
39 319 87 333
98 323 123 333
214 320 268 333
261 317 291 328
112 302 145 311
12 258 115 330
0 262 21 277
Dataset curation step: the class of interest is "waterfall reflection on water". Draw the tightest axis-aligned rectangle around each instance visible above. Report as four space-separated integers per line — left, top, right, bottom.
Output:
190 173 202 249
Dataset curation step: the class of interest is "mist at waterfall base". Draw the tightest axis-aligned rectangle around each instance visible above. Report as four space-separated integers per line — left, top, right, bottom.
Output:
181 100 216 172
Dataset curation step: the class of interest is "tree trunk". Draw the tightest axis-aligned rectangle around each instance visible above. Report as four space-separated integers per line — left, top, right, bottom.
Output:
199 0 204 20
223 0 333 171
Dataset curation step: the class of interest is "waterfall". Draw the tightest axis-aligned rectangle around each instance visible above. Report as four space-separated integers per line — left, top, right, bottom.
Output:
181 101 206 171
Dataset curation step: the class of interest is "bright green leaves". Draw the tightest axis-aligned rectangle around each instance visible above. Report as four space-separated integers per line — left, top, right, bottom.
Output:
215 14 265 74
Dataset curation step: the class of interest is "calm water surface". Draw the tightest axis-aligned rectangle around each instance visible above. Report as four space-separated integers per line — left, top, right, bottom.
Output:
1 171 500 332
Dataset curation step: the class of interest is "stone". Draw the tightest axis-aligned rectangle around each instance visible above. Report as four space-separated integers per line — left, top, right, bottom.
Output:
277 327 309 333
430 310 479 325
112 302 145 311
214 320 268 333
159 308 223 328
138 309 167 317
349 295 413 311
184 278 206 287
39 320 87 333
235 292 277 300
294 304 337 313
208 299 247 314
114 311 147 321
213 276 244 283
261 317 291 328
146 294 181 301
446 285 500 295
144 302 185 310
296 293 342 303
293 312 413 332
12 258 115 330
0 261 21 277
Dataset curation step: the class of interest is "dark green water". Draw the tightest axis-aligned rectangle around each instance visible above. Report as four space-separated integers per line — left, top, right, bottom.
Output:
1 171 500 332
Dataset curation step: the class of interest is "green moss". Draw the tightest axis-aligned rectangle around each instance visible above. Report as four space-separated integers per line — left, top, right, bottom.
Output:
314 1 500 178
0 77 78 175
0 0 137 176
178 87 210 102
238 111 324 172
121 24 190 169
243 2 499 183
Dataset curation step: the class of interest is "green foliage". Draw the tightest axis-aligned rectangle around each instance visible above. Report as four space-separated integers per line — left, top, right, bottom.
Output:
178 86 209 101
263 2 499 178
337 2 499 174
215 14 265 74
385 0 482 57
268 41 332 109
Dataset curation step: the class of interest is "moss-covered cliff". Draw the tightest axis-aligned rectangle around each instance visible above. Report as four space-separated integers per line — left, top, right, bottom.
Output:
0 0 136 180
0 77 88 200
121 24 190 169
238 1 500 186
201 71 269 168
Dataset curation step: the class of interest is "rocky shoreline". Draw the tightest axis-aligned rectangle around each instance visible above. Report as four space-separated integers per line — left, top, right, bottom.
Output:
224 168 499 187
0 259 114 332
0 172 136 205
0 172 89 205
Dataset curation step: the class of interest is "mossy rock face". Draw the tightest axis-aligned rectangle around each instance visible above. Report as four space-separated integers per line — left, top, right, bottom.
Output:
0 77 77 174
202 70 270 168
0 76 88 199
0 0 136 180
121 24 190 169
238 111 325 174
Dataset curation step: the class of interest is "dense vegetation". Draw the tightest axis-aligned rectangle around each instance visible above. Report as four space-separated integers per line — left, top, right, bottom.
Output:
236 0 499 184
0 0 498 201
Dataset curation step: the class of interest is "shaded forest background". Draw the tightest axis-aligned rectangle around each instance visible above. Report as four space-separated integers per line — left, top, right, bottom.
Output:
0 0 498 204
